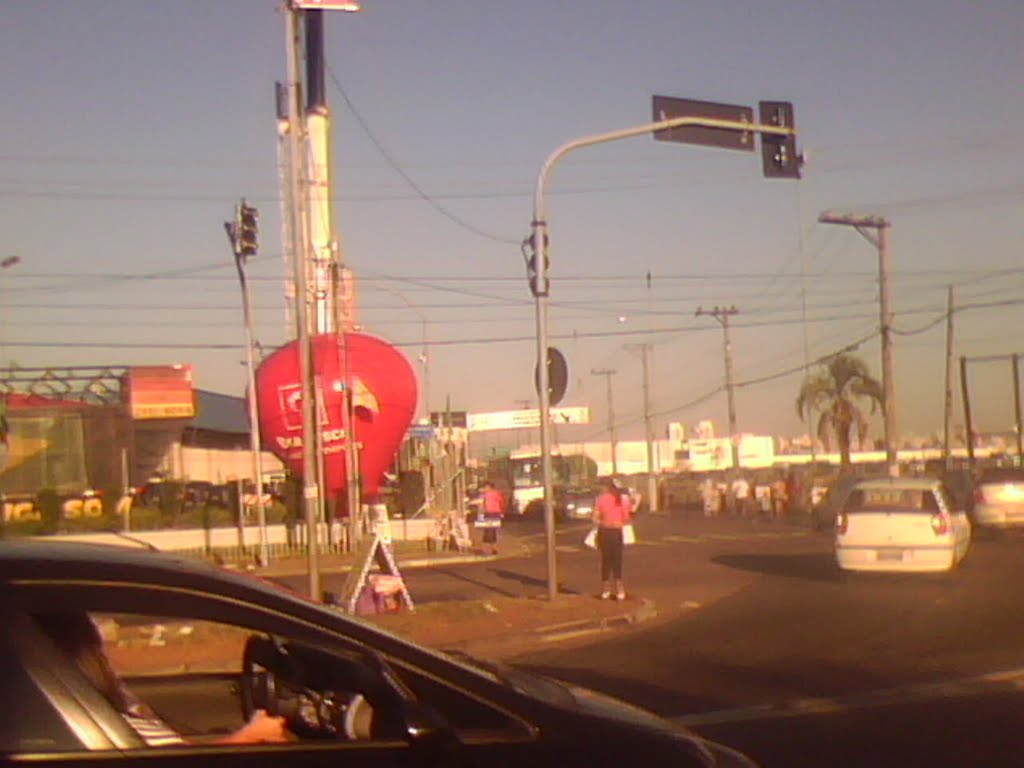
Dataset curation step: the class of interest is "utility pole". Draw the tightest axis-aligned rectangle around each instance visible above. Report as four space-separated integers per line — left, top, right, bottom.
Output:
591 368 618 475
284 3 321 600
624 344 658 511
818 211 898 476
1013 355 1023 468
942 285 955 468
696 305 740 470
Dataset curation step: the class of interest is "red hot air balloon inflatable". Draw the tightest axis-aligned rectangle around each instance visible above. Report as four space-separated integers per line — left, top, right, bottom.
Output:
255 332 417 501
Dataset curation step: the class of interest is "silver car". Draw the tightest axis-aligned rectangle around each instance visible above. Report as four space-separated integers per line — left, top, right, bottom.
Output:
972 467 1024 530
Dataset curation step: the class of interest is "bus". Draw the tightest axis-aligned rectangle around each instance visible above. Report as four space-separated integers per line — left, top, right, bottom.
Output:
485 450 598 517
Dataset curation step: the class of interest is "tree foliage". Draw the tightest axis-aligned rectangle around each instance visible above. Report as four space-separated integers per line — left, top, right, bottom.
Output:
795 352 884 466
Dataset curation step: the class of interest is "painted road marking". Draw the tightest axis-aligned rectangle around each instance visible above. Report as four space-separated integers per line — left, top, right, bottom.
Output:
671 667 1024 727
663 535 707 543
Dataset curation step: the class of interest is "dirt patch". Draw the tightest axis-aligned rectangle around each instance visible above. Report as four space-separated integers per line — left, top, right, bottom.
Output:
366 594 633 651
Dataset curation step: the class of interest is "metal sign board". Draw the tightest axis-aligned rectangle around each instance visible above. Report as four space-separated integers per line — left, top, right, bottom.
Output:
430 410 467 428
407 424 435 441
467 406 590 432
291 1 361 10
652 95 754 151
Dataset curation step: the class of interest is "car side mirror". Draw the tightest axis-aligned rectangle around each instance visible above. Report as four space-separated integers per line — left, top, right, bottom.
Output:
397 700 468 766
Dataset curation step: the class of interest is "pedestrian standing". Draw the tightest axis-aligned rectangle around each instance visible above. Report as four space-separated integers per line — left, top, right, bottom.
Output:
592 477 632 600
477 481 505 555
731 475 751 518
700 476 718 517
772 476 788 520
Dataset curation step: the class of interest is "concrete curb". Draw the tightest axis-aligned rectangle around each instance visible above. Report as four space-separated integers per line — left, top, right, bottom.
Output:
528 597 658 644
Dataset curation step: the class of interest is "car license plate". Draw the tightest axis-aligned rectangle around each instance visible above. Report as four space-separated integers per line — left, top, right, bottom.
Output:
876 548 904 562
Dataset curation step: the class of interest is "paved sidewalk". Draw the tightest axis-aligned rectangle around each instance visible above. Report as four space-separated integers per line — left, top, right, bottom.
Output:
223 528 654 660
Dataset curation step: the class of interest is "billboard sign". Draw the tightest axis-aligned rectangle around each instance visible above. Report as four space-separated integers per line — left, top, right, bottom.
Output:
291 1 361 10
123 365 195 420
468 406 590 432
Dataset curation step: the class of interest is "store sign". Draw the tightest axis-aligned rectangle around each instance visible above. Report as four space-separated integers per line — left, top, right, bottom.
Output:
256 333 417 499
123 365 195 420
467 406 590 432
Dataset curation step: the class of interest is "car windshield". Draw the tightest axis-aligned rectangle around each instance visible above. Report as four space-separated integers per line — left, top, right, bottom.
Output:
846 487 940 513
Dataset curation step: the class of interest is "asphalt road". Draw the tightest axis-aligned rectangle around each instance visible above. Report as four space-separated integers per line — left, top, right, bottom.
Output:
276 513 1024 765
514 517 1024 767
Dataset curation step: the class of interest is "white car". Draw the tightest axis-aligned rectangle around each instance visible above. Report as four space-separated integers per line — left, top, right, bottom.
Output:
835 476 971 574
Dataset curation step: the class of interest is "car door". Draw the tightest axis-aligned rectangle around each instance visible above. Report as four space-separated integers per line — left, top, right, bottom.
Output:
2 580 542 768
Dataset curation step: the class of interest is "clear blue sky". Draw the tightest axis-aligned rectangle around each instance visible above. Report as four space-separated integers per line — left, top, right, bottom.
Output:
2 1 1023 445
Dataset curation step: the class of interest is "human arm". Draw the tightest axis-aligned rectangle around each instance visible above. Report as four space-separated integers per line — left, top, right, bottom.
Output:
216 709 291 745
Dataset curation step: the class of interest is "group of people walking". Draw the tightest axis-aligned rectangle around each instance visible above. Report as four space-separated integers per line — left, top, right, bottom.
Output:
698 472 802 520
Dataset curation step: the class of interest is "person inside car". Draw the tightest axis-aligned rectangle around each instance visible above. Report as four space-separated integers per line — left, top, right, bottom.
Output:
32 610 291 747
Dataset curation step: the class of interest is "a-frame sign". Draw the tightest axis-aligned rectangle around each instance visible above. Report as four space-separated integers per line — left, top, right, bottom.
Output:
338 532 414 614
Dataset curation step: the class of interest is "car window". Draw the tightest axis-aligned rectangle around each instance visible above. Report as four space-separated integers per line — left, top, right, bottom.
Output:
846 487 936 513
7 586 529 757
97 614 248 679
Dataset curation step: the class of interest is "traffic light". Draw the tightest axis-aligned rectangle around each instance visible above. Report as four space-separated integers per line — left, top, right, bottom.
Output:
758 101 801 179
523 232 550 298
236 202 259 257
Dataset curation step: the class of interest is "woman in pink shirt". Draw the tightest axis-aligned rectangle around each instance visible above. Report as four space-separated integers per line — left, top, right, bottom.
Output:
478 481 505 555
592 477 632 600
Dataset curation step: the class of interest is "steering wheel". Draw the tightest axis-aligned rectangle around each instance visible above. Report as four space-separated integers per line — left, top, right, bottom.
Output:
240 634 375 740
240 634 283 721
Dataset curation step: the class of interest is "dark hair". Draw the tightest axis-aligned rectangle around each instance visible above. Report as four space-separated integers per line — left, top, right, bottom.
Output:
34 611 130 713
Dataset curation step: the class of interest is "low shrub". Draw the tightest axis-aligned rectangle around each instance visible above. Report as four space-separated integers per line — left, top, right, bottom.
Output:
2 518 47 538
125 506 165 531
36 489 62 535
61 513 122 534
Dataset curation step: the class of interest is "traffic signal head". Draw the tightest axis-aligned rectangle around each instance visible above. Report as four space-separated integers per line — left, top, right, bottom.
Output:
758 101 801 179
237 203 259 257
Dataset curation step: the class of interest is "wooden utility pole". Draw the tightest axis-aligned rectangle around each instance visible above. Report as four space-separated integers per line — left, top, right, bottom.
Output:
818 211 898 476
960 356 975 469
591 368 618 475
696 306 740 470
1013 355 1023 467
942 286 955 467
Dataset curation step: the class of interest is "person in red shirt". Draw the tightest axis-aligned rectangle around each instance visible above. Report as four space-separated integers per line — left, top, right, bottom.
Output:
592 477 632 600
478 481 505 555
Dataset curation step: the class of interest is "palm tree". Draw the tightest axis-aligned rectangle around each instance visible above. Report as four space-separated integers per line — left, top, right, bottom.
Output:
796 352 884 467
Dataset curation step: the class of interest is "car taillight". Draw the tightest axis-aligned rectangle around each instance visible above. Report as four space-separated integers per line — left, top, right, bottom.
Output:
836 512 848 535
931 512 951 536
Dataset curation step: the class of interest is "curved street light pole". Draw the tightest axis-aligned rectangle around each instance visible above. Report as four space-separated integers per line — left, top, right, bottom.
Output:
530 114 792 600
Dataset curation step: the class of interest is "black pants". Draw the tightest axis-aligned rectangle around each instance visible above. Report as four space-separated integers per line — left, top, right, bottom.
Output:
597 527 624 581
481 514 501 544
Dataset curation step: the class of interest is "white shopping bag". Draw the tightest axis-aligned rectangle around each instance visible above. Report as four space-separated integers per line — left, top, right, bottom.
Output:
583 527 598 549
622 524 636 545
